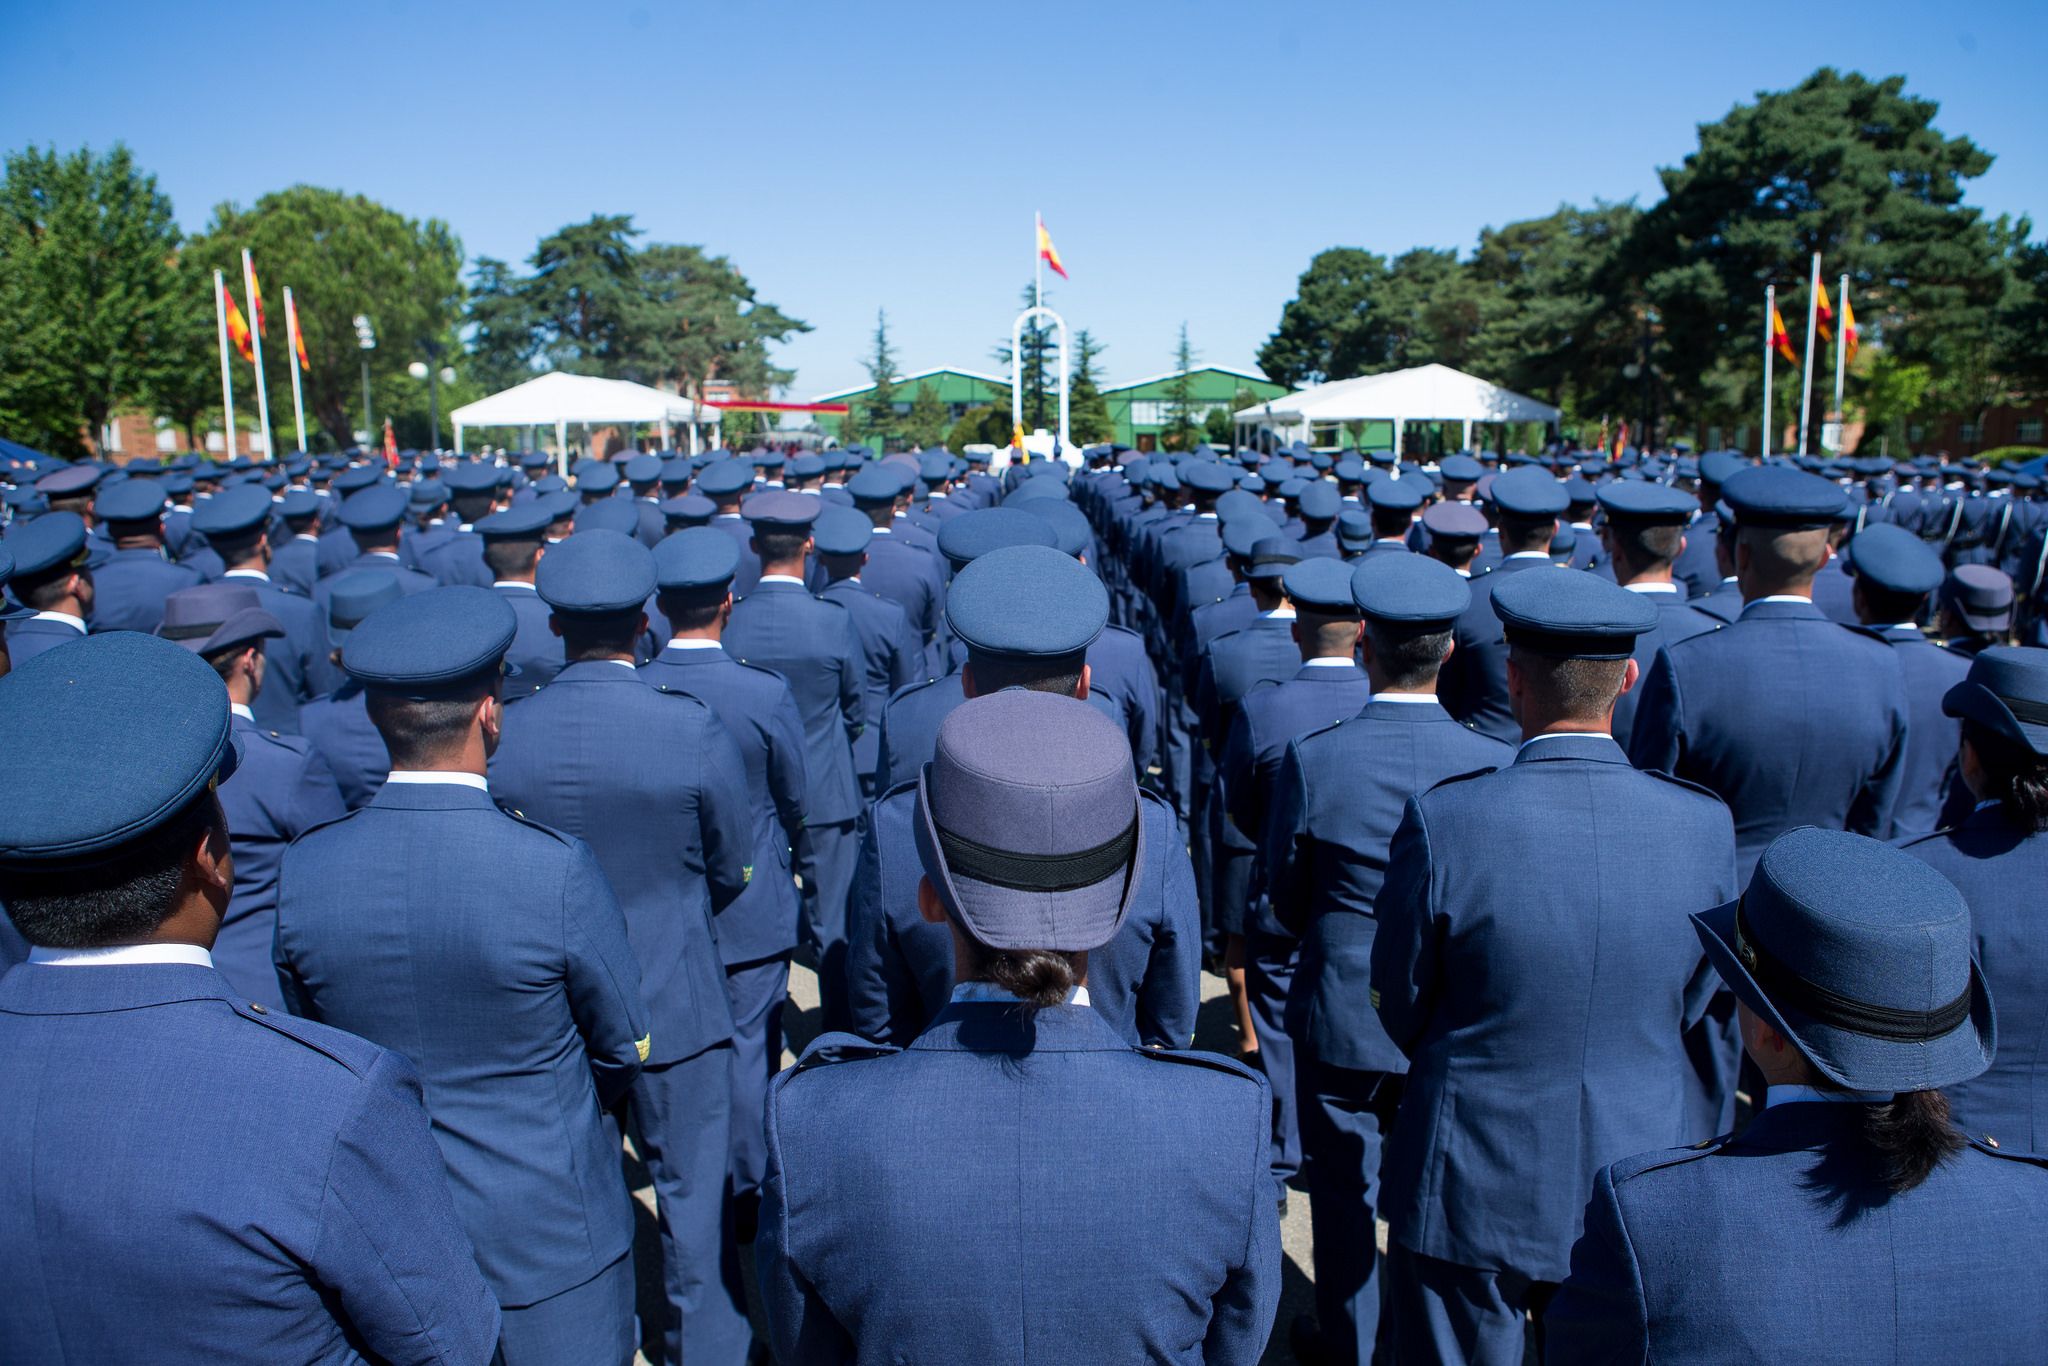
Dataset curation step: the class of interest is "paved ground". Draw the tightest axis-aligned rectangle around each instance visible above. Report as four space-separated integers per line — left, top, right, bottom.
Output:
627 962 1327 1364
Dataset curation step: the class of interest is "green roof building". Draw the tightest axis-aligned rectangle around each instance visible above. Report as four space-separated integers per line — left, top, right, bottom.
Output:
1100 365 1288 451
808 367 1009 444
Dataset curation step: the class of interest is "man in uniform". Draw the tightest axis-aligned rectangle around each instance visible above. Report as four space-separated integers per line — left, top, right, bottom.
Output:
87 477 205 634
268 489 325 596
1594 482 1722 749
314 485 437 617
297 571 402 809
276 585 649 1364
699 459 764 596
813 506 921 800
1372 570 1737 1364
0 632 500 1363
474 502 563 693
490 532 755 1366
190 484 341 734
1267 553 1513 1365
2 511 92 665
843 465 945 672
1438 467 1568 743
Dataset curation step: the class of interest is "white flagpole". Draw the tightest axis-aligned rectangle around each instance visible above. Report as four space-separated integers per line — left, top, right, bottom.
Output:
1034 211 1043 314
241 249 274 461
284 287 309 454
213 270 238 459
1797 251 1820 457
1761 284 1775 459
1832 274 1849 429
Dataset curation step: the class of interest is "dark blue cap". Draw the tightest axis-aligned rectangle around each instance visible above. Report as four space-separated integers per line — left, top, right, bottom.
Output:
1222 517 1272 558
577 464 621 495
1439 454 1485 483
846 466 901 505
158 582 285 656
1336 511 1375 550
945 544 1106 659
659 457 694 487
445 463 501 495
1941 565 2014 632
338 485 408 532
1298 482 1341 520
624 454 663 484
323 570 403 640
96 478 167 522
1489 566 1657 659
537 491 579 527
475 503 553 541
537 529 656 614
5 510 89 578
1694 827 1991 1092
1005 476 1069 506
659 493 716 526
408 479 449 508
1281 558 1358 614
813 506 874 556
1563 474 1597 506
790 453 825 480
754 450 786 471
1421 502 1487 540
4 488 49 517
1722 467 1848 529
1366 478 1424 512
190 484 274 539
1245 533 1298 580
1595 481 1693 524
1277 477 1309 500
1488 468 1569 519
697 459 755 498
1698 451 1749 487
1216 488 1266 524
531 475 569 496
1351 552 1471 624
937 507 1057 566
343 586 517 693
573 498 638 536
1013 498 1091 557
1846 524 1943 596
35 465 101 497
918 453 953 483
653 526 741 591
0 633 241 869
1943 645 2048 758
742 491 821 529
332 466 383 495
1182 462 1235 495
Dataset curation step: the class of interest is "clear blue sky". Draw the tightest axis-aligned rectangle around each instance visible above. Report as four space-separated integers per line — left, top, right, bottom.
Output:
4 0 2043 400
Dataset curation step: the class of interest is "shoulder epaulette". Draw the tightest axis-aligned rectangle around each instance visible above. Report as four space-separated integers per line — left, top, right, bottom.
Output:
648 682 713 710
1968 1133 2048 1167
787 1031 902 1075
492 799 575 845
1606 1135 1732 1186
1103 623 1142 642
292 805 361 843
1841 623 1894 644
1423 765 1501 793
1136 1046 1265 1084
885 675 944 708
227 999 381 1078
1637 768 1727 805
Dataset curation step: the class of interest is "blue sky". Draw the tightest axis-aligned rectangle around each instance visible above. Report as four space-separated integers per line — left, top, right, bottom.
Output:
4 0 2043 400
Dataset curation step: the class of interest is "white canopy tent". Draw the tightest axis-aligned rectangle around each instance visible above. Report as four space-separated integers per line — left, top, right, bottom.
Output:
1233 363 1560 455
449 372 721 471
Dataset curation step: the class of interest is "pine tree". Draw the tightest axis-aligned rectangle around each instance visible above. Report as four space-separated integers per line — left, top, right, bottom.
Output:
861 308 899 449
1069 329 1115 444
1164 324 1202 451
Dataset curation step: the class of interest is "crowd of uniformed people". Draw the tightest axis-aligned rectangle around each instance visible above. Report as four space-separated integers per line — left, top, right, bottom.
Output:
0 432 2046 1364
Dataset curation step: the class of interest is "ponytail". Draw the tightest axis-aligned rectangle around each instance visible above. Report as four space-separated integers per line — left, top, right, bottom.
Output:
1857 1090 1966 1194
979 948 1080 1010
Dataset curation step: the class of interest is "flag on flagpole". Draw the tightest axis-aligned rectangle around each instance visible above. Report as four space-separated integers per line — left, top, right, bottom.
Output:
382 417 398 467
1612 423 1626 461
1770 306 1797 366
222 281 255 363
246 256 266 334
1814 280 1834 345
287 292 310 368
1841 291 1859 367
1036 216 1068 280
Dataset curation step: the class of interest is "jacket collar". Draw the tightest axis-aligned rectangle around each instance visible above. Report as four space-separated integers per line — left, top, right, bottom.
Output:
654 643 728 665
1512 732 1628 766
550 658 645 684
1738 598 1827 622
910 1000 1133 1055
366 779 497 813
1295 661 1364 682
1359 696 1451 721
1729 1097 1862 1152
0 961 236 1017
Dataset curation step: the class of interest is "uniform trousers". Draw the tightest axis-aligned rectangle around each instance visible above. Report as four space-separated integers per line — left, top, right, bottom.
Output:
1245 927 1302 1196
802 818 860 1033
629 1043 749 1366
497 1251 636 1366
1299 1063 1404 1366
1385 1243 1555 1366
725 954 790 1199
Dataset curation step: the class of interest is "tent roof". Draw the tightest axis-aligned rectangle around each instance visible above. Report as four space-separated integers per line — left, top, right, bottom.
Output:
450 372 717 429
1233 363 1560 425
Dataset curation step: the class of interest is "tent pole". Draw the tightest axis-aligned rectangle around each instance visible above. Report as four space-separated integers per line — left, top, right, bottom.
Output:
556 420 568 477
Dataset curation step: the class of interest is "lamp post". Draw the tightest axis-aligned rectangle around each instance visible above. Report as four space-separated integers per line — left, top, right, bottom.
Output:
353 315 376 446
408 341 455 451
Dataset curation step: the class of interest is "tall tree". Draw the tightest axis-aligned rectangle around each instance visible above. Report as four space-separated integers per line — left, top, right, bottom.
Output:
1164 325 1202 451
991 283 1058 429
1258 248 1389 386
902 382 949 449
1068 329 1116 445
1466 201 1639 414
0 144 184 457
629 242 806 402
464 256 536 395
523 213 644 374
860 310 899 449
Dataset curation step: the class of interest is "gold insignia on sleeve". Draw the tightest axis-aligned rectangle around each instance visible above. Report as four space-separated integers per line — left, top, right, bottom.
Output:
635 1035 652 1063
742 865 753 884
1369 989 1381 1009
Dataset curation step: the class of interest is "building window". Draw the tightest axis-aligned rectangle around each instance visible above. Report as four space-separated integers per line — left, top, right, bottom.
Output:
1958 421 1978 442
102 422 122 453
2018 418 2044 443
1128 399 1218 427
156 428 178 452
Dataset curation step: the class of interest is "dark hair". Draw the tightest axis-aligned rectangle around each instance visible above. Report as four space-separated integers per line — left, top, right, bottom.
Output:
965 648 1086 698
203 642 258 683
1370 506 1413 539
1297 609 1360 658
350 526 399 552
14 568 78 611
1607 522 1683 576
654 588 727 634
967 941 1082 1009
451 492 495 525
1856 580 1928 628
1508 645 1628 721
1366 621 1453 690
1427 538 1480 571
818 551 865 582
751 527 810 564
0 792 224 949
364 675 497 767
1854 1089 1966 1194
1496 515 1556 555
206 528 266 567
46 493 93 517
281 511 320 534
482 538 541 580
555 610 641 662
1964 720 2048 832
1737 525 1829 588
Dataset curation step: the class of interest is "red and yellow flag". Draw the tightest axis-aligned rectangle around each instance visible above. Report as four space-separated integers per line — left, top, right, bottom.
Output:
222 281 255 363
1841 292 1859 367
1769 307 1797 366
1814 280 1834 345
286 290 310 369
1036 216 1068 281
1612 423 1626 460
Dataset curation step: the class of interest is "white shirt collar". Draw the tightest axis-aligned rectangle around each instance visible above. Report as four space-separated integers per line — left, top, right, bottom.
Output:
1369 692 1439 704
30 611 86 633
1622 581 1679 594
363 550 399 561
1880 622 1919 633
1375 538 1409 547
293 534 319 543
950 981 1091 1007
665 638 725 652
223 568 269 582
600 658 637 671
230 703 255 722
759 573 807 586
1503 551 1552 562
1259 607 1297 620
383 770 489 793
30 943 214 968
1302 657 1356 668
1753 594 1812 605
492 580 537 591
1765 1084 1890 1108
1517 730 1610 755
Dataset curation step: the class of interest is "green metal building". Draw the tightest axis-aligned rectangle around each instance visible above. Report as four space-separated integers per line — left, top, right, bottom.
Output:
1101 365 1288 451
809 367 1009 444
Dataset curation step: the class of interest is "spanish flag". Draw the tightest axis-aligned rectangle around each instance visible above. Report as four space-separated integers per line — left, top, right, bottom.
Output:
245 256 266 334
1841 291 1859 367
222 281 255 363
1814 280 1834 345
287 290 310 369
1770 306 1796 366
1036 215 1068 281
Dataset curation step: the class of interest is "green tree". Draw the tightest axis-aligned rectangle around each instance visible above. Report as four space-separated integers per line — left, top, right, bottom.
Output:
902 381 948 449
628 242 807 403
990 283 1059 429
464 256 535 395
1068 329 1116 445
1164 324 1202 451
860 310 900 449
146 253 232 453
1258 247 1389 386
1467 201 1640 410
184 185 463 448
0 144 184 457
1852 349 1932 454
523 214 643 374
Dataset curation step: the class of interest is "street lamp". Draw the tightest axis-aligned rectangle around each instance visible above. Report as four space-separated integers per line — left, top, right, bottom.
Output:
408 341 455 450
353 315 377 446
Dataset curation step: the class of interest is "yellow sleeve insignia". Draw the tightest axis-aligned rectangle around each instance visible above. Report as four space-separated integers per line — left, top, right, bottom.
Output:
635 1035 652 1063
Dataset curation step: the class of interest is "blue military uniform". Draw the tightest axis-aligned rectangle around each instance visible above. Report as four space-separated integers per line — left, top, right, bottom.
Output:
1438 468 1571 743
314 486 439 616
191 485 344 735
1372 571 1737 1365
475 504 565 694
489 533 756 1366
1 510 91 665
846 468 946 672
0 632 500 1365
296 572 404 809
1594 483 1724 749
814 508 922 797
83 479 206 635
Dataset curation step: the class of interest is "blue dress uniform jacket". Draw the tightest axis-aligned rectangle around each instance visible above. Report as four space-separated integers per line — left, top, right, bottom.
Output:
1902 807 2048 1151
875 674 961 791
1609 587 1720 751
710 514 764 596
214 710 347 1010
1371 735 1737 1281
490 662 752 1065
492 582 564 695
222 570 342 735
417 530 493 588
821 578 921 792
1086 623 1163 777
4 614 87 665
757 1005 1281 1365
0 963 501 1364
89 546 204 634
276 781 648 1313
845 784 1201 1049
314 553 438 613
270 532 322 597
1627 599 1909 879
1547 1103 2048 1364
1439 556 1557 744
1879 623 1969 836
315 523 358 579
298 681 391 809
1668 513 1720 599
859 531 946 672
1809 556 1859 624
725 580 864 828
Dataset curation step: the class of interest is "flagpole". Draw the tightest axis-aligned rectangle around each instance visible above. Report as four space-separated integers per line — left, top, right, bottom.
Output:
285 286 308 453
1761 285 1775 459
241 250 274 461
213 271 238 460
1797 252 1820 457
1034 211 1043 313
1832 274 1849 433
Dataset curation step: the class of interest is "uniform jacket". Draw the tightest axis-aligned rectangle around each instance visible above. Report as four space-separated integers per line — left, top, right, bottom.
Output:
492 582 564 696
1439 555 1557 744
491 661 751 1062
269 533 322 597
821 579 921 785
3 615 87 666
1610 587 1721 751
416 530 492 589
277 781 648 1307
757 1004 1280 1365
221 569 342 735
297 681 391 810
89 546 204 635
1371 734 1737 1279
856 533 946 674
726 581 864 826
0 963 500 1363
1878 623 1969 837
710 515 764 597
312 553 437 616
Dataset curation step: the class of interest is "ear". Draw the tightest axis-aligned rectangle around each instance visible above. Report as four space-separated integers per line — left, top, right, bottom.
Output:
1075 663 1091 701
1674 531 1687 560
960 661 979 699
1290 620 1304 647
1618 656 1641 697
917 875 947 925
547 613 565 638
191 804 233 901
